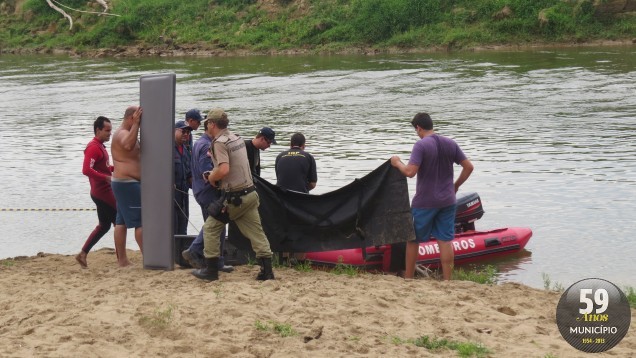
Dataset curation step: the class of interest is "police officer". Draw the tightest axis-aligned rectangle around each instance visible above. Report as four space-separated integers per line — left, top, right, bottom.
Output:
192 108 275 282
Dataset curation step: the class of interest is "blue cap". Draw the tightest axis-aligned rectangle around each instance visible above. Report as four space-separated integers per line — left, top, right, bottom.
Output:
258 127 277 144
175 120 192 130
185 109 202 122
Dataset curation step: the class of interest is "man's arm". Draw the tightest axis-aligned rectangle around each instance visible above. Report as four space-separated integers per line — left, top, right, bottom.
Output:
390 155 418 178
120 107 142 151
196 145 213 173
307 154 318 191
207 162 229 187
454 159 474 193
82 145 110 182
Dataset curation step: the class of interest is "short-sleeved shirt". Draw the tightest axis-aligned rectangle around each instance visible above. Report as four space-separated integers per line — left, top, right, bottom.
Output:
244 139 261 176
211 129 253 191
408 134 467 209
275 147 317 193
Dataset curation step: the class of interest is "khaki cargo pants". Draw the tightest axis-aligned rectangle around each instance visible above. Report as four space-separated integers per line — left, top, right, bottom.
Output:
203 190 272 259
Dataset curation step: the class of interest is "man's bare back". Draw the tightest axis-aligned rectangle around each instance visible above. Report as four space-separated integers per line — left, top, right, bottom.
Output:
112 106 142 181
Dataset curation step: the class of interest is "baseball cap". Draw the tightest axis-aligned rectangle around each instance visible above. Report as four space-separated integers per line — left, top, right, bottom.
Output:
185 109 202 122
259 127 277 144
175 120 192 130
207 108 227 122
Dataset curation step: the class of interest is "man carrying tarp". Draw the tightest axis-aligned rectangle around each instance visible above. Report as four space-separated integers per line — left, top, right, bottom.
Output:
391 112 473 280
192 108 275 282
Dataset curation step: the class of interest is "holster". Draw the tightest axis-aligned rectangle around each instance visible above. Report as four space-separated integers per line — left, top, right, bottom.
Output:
206 192 229 223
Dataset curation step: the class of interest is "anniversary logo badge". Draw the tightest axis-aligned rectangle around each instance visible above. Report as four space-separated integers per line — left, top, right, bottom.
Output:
556 278 631 353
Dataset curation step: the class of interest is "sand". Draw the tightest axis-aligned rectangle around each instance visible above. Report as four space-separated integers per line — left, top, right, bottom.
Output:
1 249 633 357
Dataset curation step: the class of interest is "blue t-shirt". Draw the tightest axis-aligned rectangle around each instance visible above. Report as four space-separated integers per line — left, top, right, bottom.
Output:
408 134 467 208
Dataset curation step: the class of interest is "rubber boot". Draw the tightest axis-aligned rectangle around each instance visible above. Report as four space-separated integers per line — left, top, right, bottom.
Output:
192 257 219 281
256 257 275 281
218 256 234 273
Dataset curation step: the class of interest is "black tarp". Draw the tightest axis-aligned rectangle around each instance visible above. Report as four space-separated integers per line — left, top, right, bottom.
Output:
228 160 415 254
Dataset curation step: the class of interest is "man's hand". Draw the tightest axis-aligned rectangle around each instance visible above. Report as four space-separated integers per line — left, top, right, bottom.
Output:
390 155 402 167
132 107 142 126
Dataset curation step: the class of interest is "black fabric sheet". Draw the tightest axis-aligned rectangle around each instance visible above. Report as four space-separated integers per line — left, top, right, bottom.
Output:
228 160 415 253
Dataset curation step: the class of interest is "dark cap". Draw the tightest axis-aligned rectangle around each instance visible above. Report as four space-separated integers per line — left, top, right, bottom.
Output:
175 120 192 130
258 127 277 144
185 109 202 122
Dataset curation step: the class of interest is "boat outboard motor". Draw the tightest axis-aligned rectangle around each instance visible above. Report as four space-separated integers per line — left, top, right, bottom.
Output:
454 192 484 233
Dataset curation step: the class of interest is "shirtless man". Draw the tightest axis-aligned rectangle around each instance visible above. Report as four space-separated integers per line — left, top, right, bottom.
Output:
111 105 143 267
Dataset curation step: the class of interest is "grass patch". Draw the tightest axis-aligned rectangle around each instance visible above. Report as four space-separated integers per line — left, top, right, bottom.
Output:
453 265 498 285
1 259 16 267
254 319 268 331
254 320 297 337
624 286 636 308
541 273 564 292
331 257 361 277
293 260 313 272
414 335 490 357
139 304 174 331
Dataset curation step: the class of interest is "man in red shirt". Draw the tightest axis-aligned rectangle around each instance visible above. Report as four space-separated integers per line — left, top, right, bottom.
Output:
76 116 117 268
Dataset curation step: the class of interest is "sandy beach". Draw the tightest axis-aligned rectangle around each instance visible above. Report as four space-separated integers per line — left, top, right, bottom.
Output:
1 249 633 357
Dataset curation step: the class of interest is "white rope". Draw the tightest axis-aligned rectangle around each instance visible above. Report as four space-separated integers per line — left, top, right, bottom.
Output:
46 0 73 29
415 264 433 278
51 0 121 17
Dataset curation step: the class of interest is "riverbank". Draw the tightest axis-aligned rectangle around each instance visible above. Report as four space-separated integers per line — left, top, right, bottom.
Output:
2 38 634 58
1 249 634 357
2 0 636 58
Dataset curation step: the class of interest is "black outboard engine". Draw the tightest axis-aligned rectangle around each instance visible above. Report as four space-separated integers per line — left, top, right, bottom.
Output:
454 192 484 233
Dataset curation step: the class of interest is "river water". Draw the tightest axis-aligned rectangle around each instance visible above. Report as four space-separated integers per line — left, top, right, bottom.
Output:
1 48 634 289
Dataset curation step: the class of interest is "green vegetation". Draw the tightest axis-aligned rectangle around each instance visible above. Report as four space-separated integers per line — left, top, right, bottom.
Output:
1 0 635 54
414 335 490 357
138 304 174 330
293 259 313 272
541 273 564 292
1 259 16 267
254 319 297 337
331 257 362 276
453 265 498 284
624 286 636 308
389 334 490 357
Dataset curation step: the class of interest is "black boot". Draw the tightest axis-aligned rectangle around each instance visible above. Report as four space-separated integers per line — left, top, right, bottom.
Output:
218 256 234 273
256 257 275 281
192 257 219 281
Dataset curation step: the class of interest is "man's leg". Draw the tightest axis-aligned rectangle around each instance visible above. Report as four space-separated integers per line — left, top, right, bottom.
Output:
404 241 419 279
409 207 435 279
114 224 130 267
192 216 225 281
438 241 454 280
202 217 224 259
183 229 206 268
432 204 457 281
76 222 110 268
134 227 143 255
231 193 272 258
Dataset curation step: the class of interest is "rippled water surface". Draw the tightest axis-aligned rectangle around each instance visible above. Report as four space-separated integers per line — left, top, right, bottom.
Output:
1 48 634 289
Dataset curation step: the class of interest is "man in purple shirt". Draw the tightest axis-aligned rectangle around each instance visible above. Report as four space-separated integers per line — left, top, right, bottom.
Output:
391 112 474 280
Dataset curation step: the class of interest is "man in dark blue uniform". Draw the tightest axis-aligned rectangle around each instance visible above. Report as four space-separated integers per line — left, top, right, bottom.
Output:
275 132 317 193
173 120 192 235
181 112 234 272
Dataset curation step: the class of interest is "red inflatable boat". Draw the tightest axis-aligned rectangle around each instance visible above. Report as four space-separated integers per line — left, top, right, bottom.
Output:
304 192 532 272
